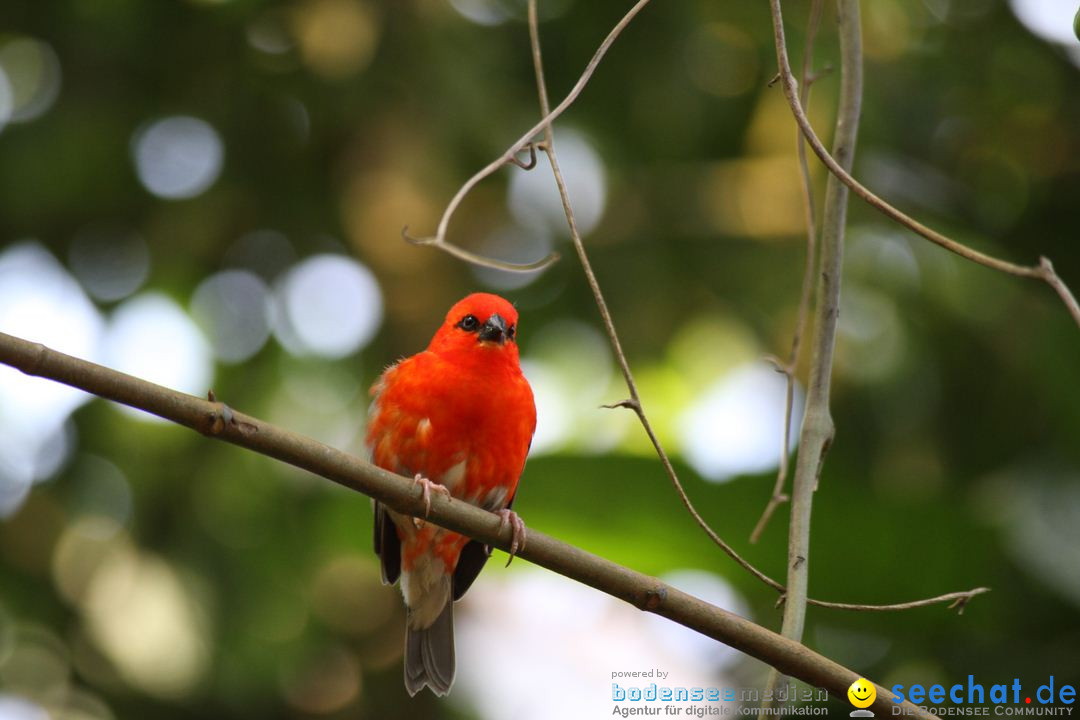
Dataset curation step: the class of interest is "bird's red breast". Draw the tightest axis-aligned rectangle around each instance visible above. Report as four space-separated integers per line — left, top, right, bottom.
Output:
366 292 536 573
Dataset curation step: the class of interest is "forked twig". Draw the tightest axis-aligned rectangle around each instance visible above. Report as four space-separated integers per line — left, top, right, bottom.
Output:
804 587 990 613
405 0 655 274
767 0 1080 328
402 225 557 273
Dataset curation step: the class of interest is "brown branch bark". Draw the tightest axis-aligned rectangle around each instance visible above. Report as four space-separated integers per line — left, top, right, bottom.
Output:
0 330 942 719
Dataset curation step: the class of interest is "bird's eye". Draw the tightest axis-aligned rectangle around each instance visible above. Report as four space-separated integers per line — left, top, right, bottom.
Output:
507 324 516 341
457 314 479 332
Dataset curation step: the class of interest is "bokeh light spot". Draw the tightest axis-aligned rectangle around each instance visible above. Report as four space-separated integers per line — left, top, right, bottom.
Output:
701 156 807 239
836 285 906 383
862 0 915 61
190 270 271 363
509 129 607 236
448 0 511 26
292 0 378 80
456 569 743 720
248 12 294 55
678 363 803 483
68 225 150 303
521 321 625 455
52 516 127 607
847 228 921 291
132 116 224 200
274 254 382 358
1009 0 1080 45
991 473 1080 609
469 226 553 291
0 37 62 123
0 69 14 133
340 168 439 272
102 293 213 421
0 695 50 720
668 315 760 385
0 243 102 517
519 360 570 455
83 544 210 698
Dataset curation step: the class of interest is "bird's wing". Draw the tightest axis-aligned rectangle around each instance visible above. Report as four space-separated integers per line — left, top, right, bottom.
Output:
452 430 532 600
374 500 401 585
451 490 515 600
369 361 405 586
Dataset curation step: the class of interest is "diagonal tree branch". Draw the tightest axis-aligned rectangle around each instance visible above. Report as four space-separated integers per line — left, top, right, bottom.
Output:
0 329 941 719
768 0 1080 329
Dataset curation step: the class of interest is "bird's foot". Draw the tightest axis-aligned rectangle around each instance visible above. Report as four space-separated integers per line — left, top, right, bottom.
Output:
412 474 450 527
496 509 527 566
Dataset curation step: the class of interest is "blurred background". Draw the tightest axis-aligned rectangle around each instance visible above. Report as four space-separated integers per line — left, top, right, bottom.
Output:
1 0 1079 718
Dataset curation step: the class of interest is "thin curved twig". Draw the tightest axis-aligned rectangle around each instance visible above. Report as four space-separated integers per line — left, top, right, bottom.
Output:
527 0 985 616
405 0 654 274
402 225 558 273
803 587 990 613
768 0 1080 329
1040 256 1080 324
507 142 541 170
751 0 825 546
526 0 774 593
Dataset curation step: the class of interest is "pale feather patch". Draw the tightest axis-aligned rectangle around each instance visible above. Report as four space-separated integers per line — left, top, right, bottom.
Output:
440 460 467 494
364 398 380 460
401 555 451 629
478 485 508 511
416 417 432 441
387 508 452 628
374 435 401 473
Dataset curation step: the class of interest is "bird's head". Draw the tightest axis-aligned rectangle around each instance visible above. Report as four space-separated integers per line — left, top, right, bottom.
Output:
427 293 521 365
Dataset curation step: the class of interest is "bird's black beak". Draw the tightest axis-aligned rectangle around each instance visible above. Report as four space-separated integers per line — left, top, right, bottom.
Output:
478 313 508 344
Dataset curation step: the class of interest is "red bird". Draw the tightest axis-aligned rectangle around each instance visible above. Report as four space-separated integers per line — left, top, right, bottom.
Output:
366 293 536 697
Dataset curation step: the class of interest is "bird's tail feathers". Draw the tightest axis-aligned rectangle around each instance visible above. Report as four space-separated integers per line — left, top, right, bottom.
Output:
404 601 455 697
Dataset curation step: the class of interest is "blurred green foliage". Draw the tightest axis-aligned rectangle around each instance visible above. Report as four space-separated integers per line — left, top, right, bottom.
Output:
1 0 1079 718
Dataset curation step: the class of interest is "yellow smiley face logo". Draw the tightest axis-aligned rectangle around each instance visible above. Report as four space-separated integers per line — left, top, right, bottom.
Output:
848 678 876 708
